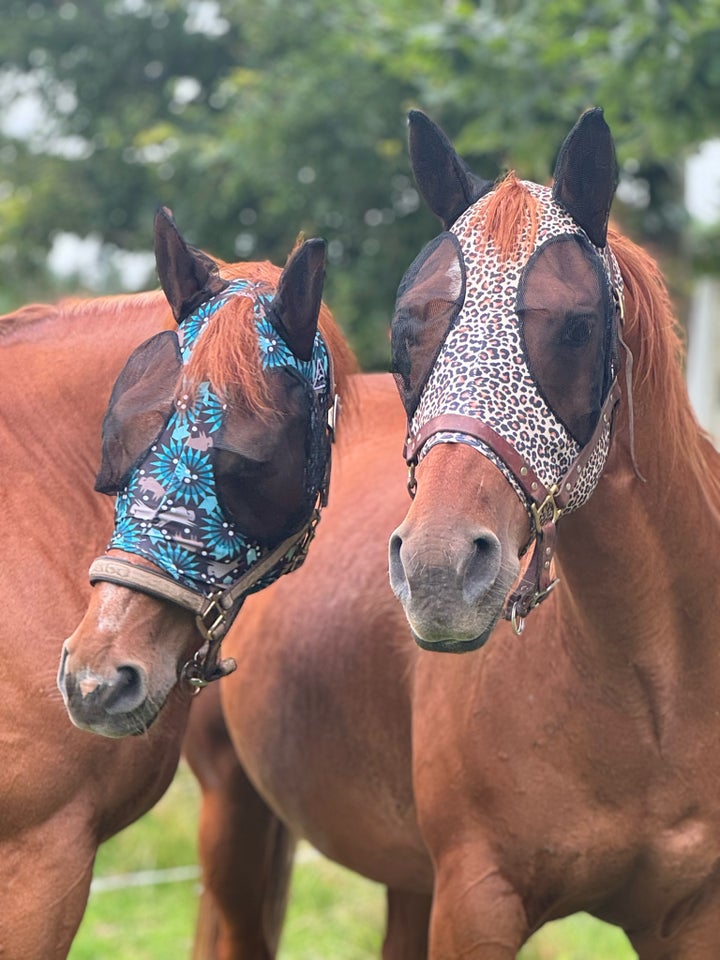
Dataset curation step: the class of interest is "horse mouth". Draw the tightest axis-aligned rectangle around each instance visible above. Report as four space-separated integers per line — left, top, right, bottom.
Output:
63 693 162 739
410 620 497 654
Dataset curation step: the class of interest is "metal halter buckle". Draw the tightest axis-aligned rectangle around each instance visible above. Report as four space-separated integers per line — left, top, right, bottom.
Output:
197 593 227 642
530 484 563 533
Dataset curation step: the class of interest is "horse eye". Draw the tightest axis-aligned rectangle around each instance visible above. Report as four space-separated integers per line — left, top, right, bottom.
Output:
560 314 593 348
216 451 272 483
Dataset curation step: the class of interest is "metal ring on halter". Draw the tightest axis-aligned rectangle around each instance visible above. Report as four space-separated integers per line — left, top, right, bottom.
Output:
510 602 526 636
407 461 417 499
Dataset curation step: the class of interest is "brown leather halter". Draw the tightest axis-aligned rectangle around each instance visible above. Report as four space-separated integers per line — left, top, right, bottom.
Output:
403 379 621 636
89 379 340 690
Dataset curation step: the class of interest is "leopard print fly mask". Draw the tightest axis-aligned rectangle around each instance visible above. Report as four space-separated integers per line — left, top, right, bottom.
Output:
392 110 623 520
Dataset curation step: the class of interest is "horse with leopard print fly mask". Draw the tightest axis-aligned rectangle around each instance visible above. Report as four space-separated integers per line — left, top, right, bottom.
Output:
391 107 624 645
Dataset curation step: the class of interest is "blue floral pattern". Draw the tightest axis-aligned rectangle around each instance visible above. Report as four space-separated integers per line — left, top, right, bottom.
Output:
107 278 331 596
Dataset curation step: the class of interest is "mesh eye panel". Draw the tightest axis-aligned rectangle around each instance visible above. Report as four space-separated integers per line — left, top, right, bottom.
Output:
391 232 465 419
95 330 182 494
517 235 614 446
212 370 328 546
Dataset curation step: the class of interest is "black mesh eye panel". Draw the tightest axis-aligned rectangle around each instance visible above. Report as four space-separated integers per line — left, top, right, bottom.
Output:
391 232 465 419
212 369 326 546
95 330 182 494
517 235 614 446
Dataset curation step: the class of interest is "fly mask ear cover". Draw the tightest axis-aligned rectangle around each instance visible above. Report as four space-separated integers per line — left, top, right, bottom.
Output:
95 278 333 598
395 180 623 524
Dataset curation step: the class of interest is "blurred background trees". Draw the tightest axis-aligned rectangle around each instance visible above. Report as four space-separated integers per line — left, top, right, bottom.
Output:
1 0 719 369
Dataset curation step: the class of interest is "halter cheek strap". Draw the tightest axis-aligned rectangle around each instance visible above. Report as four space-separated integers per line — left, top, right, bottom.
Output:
403 379 621 634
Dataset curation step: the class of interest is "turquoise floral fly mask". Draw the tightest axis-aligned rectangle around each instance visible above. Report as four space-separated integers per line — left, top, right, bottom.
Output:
95 209 334 602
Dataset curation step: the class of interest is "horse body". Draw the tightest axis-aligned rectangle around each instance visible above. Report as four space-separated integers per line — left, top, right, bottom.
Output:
221 373 431 891
385 109 720 955
0 295 189 958
406 409 720 954
192 114 720 960
2 207 349 956
198 255 720 960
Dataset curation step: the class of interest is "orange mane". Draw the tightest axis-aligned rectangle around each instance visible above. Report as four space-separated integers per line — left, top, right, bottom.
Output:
0 257 358 420
607 227 718 493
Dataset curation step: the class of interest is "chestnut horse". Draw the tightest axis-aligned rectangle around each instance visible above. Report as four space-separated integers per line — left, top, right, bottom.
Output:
58 207 354 739
185 109 720 960
1 208 352 958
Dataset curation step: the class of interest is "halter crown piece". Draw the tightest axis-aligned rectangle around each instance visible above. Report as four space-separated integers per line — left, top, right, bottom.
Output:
393 108 623 635
91 224 336 687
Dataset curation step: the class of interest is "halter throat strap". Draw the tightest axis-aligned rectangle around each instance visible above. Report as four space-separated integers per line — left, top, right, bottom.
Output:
403 379 621 632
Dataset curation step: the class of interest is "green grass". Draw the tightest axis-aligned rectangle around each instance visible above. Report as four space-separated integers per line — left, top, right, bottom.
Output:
69 763 634 959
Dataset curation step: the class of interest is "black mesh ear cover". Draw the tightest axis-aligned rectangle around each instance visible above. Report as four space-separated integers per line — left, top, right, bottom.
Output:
552 108 617 249
95 330 182 493
408 110 495 230
391 232 465 418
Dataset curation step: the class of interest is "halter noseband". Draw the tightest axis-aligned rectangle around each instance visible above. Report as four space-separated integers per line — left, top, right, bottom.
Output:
88 500 324 689
403 374 621 635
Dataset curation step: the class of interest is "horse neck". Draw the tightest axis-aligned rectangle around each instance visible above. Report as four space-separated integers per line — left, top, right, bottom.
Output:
556 314 720 672
1 294 171 543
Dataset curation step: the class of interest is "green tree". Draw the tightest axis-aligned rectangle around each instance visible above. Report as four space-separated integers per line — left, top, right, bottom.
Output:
1 0 719 364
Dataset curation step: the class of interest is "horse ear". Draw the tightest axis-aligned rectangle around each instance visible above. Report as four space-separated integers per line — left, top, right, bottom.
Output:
153 206 229 323
552 107 618 248
408 109 495 230
267 238 326 362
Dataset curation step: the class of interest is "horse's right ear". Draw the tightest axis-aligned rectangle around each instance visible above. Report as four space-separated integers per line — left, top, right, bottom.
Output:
267 238 326 362
153 206 229 323
408 110 495 230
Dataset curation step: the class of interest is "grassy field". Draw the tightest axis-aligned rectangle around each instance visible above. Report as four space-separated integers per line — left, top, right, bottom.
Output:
69 762 635 959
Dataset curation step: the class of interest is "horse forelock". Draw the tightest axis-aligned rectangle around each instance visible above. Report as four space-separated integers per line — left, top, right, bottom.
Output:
222 257 358 400
183 258 356 416
470 173 540 261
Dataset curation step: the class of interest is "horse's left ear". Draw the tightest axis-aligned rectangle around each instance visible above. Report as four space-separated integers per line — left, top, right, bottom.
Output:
408 110 495 230
267 238 326 361
153 206 229 323
552 107 618 248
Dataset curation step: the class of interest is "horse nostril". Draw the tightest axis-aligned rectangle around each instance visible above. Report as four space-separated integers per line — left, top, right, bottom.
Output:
388 529 410 602
57 649 76 704
105 664 148 715
462 531 502 604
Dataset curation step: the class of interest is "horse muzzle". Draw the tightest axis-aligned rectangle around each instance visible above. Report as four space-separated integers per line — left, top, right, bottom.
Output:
57 643 160 738
388 522 517 653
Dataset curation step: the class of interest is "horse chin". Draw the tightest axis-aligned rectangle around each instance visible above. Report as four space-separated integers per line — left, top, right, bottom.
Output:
411 620 497 654
408 604 501 654
65 699 164 740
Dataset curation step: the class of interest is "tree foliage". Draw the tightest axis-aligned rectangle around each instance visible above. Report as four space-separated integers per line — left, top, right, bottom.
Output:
1 0 719 366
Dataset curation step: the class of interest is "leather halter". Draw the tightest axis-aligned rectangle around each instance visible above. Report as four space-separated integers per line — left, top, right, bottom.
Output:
403 378 621 635
89 365 339 690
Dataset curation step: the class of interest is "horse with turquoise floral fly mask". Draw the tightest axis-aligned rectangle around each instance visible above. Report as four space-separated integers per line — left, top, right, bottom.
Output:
59 207 346 739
